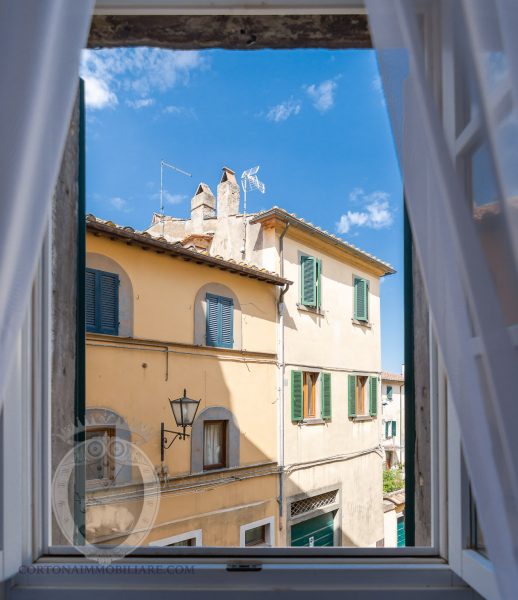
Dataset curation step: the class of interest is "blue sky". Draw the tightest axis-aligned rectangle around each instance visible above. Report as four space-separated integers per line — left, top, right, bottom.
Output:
82 48 404 373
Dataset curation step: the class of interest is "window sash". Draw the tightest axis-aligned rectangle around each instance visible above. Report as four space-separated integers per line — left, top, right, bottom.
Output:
203 420 227 469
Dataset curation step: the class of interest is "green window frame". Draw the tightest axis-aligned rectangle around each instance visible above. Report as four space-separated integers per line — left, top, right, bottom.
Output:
354 276 369 322
300 255 321 309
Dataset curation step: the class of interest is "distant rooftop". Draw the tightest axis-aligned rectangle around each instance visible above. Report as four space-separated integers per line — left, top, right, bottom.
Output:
382 372 405 382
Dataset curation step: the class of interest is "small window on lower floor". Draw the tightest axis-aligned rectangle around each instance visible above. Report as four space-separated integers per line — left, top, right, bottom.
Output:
240 517 274 547
203 420 227 470
85 427 116 482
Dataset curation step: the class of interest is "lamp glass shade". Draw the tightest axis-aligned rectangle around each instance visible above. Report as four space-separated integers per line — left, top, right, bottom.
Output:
170 393 199 428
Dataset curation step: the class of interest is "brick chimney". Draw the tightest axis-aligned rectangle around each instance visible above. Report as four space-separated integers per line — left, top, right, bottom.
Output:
191 183 216 229
217 166 240 217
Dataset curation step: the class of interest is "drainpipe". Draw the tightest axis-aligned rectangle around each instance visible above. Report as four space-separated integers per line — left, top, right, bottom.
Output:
277 223 290 535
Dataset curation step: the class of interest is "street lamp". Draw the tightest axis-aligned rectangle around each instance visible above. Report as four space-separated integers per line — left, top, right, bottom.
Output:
160 389 200 462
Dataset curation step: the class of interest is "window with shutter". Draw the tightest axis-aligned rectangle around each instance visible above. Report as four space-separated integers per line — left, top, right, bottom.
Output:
387 385 393 401
392 420 397 437
369 376 378 417
85 268 119 335
205 293 234 348
348 374 357 418
321 372 331 420
291 371 303 422
354 276 369 322
300 255 317 307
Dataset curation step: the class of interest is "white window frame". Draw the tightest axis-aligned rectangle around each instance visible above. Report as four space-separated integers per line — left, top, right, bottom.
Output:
148 529 203 548
1 1 499 599
239 517 275 548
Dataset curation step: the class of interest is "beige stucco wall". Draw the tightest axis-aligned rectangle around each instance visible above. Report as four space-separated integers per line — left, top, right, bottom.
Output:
283 452 384 547
85 231 279 547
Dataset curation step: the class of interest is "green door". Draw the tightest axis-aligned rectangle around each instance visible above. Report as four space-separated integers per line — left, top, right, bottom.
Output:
397 516 405 547
291 512 336 547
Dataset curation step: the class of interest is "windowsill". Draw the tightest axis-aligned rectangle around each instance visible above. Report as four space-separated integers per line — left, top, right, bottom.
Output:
351 318 372 328
297 303 324 316
351 415 375 422
301 418 327 426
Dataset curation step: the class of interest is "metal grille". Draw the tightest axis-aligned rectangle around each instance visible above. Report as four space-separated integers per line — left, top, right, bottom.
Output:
290 490 338 517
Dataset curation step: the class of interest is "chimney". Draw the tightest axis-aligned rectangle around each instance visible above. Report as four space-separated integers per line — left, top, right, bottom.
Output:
217 166 240 217
191 183 216 229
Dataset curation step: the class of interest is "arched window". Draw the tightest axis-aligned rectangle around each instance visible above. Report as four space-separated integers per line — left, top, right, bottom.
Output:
193 283 242 349
86 253 134 337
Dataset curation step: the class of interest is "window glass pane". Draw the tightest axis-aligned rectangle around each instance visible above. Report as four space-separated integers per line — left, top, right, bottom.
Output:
50 18 434 555
245 526 266 547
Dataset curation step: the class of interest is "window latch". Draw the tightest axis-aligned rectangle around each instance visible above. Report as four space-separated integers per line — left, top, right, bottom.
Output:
226 562 262 572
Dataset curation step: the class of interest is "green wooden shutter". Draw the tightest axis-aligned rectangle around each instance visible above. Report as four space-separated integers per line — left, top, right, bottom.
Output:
291 370 303 421
85 269 96 331
369 376 378 417
219 296 234 348
206 293 219 346
392 420 397 437
98 272 119 335
316 258 322 309
348 375 357 417
354 277 368 321
387 385 393 400
321 372 331 419
300 256 317 307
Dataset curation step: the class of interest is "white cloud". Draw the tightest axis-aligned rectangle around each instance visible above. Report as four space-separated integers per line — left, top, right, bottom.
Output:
110 197 130 211
126 98 154 109
81 48 207 110
83 75 118 109
372 75 382 93
266 99 301 123
164 192 187 205
305 79 337 112
336 188 394 234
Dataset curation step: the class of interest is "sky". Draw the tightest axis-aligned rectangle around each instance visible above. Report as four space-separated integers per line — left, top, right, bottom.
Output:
82 47 404 373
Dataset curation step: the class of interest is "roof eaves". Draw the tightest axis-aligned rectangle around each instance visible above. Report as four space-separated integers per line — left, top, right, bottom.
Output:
250 207 396 276
86 215 291 287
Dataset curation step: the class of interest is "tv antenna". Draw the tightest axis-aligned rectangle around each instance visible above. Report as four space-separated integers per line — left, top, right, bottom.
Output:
160 160 192 215
241 166 266 215
240 166 266 258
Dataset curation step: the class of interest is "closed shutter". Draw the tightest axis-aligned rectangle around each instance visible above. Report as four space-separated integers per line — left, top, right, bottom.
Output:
316 258 322 309
321 372 331 419
85 269 96 331
219 296 234 348
392 420 397 437
300 255 317 307
369 376 378 417
348 374 357 417
99 272 119 335
354 277 368 321
291 371 303 421
206 294 219 346
206 294 234 348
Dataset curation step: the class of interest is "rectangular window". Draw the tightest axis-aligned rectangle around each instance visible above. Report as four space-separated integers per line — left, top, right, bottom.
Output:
387 385 393 400
206 293 233 348
85 427 115 482
348 374 378 418
300 255 321 309
203 420 227 470
240 517 274 547
385 420 396 439
353 276 369 322
292 371 331 421
85 268 119 335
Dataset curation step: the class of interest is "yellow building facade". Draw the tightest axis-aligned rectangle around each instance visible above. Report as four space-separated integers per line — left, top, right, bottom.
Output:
85 216 288 548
